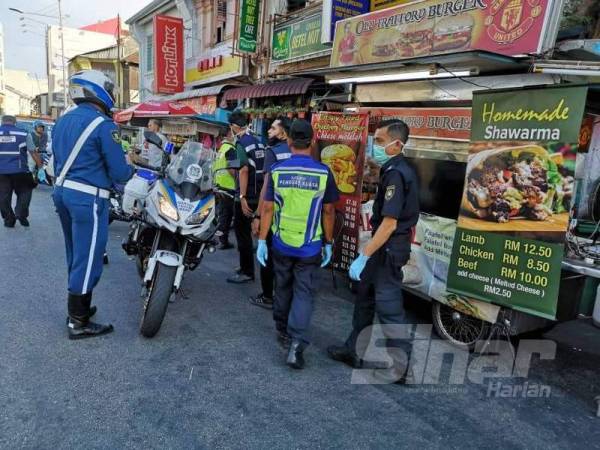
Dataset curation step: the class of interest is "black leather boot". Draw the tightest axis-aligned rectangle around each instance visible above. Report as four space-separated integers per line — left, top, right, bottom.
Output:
67 293 113 340
327 345 363 368
65 293 96 325
286 339 305 370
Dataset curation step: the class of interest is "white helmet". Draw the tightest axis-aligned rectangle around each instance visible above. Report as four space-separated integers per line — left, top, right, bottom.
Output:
68 70 116 114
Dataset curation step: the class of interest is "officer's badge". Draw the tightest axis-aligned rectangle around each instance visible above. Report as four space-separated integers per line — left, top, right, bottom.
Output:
111 130 121 143
385 185 395 201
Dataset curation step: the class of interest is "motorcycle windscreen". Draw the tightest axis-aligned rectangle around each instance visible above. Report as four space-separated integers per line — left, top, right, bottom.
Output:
166 141 214 195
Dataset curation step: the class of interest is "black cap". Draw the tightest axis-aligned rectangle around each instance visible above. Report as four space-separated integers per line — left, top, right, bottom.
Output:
228 110 248 127
289 119 313 145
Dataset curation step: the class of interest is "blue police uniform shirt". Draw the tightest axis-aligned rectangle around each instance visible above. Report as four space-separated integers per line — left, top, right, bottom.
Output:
265 154 339 258
52 103 133 189
0 124 29 175
264 140 292 173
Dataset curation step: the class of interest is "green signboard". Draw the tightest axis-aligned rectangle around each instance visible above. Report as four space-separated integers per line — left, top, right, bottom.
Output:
238 0 260 53
272 14 328 62
447 85 588 320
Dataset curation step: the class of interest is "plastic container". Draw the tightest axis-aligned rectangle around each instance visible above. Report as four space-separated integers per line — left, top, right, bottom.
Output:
123 173 152 214
593 284 600 328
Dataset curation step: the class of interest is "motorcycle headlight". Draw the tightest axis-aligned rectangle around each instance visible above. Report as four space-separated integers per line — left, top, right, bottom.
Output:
158 194 179 221
186 207 212 225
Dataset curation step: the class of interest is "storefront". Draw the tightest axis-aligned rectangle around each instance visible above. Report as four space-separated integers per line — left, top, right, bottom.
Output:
309 0 600 345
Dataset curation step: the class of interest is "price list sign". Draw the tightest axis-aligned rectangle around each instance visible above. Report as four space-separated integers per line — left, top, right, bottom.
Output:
311 113 368 270
447 85 588 319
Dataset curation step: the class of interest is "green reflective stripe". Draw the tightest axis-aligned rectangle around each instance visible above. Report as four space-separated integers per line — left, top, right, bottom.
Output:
214 143 236 190
271 168 328 249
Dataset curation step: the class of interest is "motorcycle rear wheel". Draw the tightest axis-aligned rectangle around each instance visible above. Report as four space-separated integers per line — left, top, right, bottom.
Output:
140 262 176 338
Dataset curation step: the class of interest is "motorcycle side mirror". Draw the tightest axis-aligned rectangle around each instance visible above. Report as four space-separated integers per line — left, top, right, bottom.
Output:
144 131 163 148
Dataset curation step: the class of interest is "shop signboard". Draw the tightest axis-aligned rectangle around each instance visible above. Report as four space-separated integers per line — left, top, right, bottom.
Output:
371 0 414 11
181 95 217 115
185 49 243 87
446 85 588 320
311 113 369 270
322 0 371 42
331 0 555 67
272 14 329 63
238 0 260 53
358 107 472 140
153 15 184 94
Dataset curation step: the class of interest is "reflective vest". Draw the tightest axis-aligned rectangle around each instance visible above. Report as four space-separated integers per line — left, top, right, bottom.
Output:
213 141 236 191
0 125 29 175
271 165 329 249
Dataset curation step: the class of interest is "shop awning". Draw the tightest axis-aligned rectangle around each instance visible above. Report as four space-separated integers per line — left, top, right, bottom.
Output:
147 84 231 102
222 78 314 101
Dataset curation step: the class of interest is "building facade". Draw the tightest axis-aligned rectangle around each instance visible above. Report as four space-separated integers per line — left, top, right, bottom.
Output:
3 69 48 116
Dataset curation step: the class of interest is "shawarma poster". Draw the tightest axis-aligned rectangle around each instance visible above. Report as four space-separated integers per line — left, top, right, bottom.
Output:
311 113 369 271
331 0 554 67
447 85 588 320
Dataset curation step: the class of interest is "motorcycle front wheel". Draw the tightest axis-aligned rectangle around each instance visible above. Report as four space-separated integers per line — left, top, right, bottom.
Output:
140 262 176 338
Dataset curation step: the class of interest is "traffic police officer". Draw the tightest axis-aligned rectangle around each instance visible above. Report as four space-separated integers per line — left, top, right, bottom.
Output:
0 115 42 227
52 70 133 339
257 119 339 369
249 116 292 310
213 127 237 250
327 119 419 383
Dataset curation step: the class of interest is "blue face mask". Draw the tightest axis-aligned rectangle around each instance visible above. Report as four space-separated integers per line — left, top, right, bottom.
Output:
372 140 401 165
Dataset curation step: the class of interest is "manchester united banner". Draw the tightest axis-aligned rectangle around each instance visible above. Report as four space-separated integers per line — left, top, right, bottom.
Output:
331 0 555 67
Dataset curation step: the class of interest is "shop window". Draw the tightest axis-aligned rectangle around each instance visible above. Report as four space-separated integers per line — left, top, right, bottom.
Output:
213 0 227 44
146 35 154 73
287 0 307 12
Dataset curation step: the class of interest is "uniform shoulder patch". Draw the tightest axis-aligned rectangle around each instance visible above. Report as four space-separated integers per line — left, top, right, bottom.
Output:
111 129 121 144
385 185 395 201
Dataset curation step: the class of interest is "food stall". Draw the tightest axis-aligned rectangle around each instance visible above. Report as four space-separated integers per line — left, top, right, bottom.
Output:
311 0 600 347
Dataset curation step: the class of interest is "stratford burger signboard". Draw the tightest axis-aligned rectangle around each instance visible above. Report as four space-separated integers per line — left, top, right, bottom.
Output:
331 0 559 67
154 15 184 94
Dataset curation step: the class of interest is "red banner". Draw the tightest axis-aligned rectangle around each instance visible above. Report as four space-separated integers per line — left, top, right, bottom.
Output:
312 113 369 271
359 107 472 140
153 15 184 94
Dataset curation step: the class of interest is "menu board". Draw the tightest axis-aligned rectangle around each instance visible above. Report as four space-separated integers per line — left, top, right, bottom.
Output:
447 85 588 319
312 113 369 270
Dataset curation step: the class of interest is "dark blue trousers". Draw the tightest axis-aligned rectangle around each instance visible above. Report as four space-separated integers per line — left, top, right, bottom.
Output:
272 249 321 347
53 186 109 295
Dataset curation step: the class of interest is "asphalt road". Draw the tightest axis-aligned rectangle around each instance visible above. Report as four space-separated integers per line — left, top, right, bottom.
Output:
1 187 599 449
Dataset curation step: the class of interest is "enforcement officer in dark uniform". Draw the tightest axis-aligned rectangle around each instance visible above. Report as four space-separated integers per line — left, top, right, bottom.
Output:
327 119 419 383
226 110 266 284
0 115 42 227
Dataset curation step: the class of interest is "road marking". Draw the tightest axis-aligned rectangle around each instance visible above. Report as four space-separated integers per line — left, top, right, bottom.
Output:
189 367 194 381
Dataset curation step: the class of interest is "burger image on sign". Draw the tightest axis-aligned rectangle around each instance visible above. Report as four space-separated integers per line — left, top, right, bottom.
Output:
433 15 475 52
321 144 358 194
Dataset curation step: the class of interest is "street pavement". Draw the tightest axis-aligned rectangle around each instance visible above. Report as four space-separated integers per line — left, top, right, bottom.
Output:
1 186 599 449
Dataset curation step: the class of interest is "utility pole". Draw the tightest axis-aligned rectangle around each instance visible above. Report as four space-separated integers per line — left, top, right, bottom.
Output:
117 14 121 109
57 0 67 111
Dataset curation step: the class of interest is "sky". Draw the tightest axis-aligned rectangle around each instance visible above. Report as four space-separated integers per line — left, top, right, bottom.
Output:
0 0 152 77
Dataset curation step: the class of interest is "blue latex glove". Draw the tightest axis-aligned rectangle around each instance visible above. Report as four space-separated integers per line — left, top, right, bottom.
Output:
37 168 47 184
321 243 333 268
349 253 370 281
256 239 268 267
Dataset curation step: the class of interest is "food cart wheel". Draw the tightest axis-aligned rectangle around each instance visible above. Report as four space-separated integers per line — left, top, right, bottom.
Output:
432 301 491 350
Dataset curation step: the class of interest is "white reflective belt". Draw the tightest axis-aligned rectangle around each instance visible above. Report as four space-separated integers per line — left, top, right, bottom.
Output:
0 151 21 155
9 131 27 136
62 179 110 199
55 116 104 187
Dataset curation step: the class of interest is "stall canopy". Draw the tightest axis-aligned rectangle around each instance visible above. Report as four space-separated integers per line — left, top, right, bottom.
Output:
147 84 232 102
222 78 314 101
114 101 198 124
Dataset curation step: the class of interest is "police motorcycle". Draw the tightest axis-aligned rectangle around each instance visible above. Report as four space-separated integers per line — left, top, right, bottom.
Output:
122 133 220 337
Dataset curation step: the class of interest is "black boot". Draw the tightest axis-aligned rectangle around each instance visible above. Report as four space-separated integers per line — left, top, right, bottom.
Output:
65 293 97 325
327 345 363 368
67 293 113 340
286 339 305 370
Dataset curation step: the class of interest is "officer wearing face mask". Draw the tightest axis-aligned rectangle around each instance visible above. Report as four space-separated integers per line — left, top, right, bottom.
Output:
328 119 419 384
